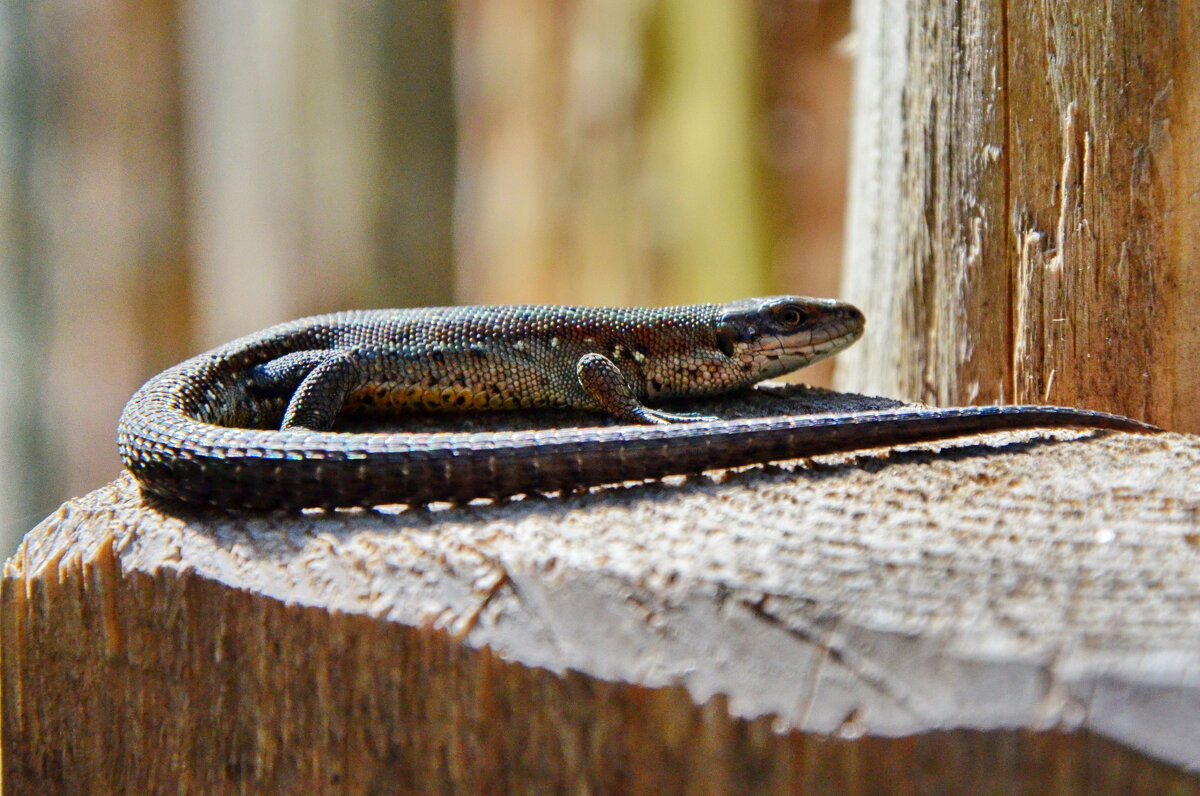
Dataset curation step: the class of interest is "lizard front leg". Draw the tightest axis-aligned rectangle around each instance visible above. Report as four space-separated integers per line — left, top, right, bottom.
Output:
576 352 718 424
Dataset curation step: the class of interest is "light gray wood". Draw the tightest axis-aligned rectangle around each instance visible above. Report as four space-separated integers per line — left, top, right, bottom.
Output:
4 388 1199 792
182 0 455 347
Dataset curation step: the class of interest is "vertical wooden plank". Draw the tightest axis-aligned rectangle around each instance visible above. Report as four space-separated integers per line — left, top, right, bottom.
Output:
453 0 654 305
183 0 455 346
838 0 910 395
1006 2 1199 427
453 0 772 307
840 0 1009 406
841 0 1198 430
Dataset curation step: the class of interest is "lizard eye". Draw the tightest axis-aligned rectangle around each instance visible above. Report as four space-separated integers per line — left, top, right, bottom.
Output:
778 306 808 327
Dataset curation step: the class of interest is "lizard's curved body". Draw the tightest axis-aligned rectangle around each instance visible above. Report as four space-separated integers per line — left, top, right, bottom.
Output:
117 297 1154 510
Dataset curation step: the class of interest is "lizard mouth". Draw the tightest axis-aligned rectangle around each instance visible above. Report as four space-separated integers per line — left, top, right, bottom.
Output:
768 319 864 364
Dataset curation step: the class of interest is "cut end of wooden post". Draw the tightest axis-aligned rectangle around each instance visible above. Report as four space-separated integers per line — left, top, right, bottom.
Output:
4 391 1200 792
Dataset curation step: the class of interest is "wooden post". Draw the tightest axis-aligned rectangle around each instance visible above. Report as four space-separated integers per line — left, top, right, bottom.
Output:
3 388 1200 793
839 0 1200 432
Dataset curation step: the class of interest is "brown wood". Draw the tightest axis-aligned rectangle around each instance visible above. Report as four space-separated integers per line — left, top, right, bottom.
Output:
4 388 1200 793
755 0 854 390
451 0 773 307
839 0 1200 432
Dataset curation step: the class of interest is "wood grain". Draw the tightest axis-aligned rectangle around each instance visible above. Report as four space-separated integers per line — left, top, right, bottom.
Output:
4 387 1199 792
840 0 1200 431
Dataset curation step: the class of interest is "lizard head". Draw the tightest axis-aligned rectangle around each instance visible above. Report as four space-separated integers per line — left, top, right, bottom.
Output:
714 295 865 381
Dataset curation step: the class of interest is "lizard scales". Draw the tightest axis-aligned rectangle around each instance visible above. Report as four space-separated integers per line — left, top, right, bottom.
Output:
117 297 1155 510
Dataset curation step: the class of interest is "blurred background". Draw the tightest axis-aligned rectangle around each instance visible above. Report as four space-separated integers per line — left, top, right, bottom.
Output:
0 0 853 553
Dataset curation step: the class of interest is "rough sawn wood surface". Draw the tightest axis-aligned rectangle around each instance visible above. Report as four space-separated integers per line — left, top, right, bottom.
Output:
4 386 1199 793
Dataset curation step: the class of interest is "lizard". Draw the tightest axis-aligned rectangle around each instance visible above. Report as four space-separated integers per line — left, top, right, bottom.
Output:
117 296 1157 510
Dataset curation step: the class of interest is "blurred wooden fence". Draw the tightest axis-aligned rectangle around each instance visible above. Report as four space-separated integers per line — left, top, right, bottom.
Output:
0 0 852 551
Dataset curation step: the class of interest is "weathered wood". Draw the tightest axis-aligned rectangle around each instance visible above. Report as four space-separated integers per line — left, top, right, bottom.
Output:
840 0 1200 431
4 387 1199 793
